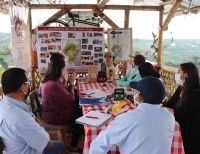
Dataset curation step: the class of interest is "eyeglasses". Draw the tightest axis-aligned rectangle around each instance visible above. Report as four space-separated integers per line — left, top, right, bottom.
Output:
24 80 32 87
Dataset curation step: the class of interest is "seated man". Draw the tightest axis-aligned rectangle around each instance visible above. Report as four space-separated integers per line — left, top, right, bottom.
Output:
102 51 119 81
0 68 63 154
89 77 175 154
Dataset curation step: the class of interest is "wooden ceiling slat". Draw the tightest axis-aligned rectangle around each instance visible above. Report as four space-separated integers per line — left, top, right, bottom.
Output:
162 0 183 30
40 8 71 26
94 8 119 28
97 0 110 9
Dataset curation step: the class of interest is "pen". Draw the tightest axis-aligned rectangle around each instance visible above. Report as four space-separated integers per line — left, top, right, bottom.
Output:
85 116 99 119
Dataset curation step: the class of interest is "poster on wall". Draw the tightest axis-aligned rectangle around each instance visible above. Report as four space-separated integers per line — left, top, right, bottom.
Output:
10 5 31 72
36 27 104 74
107 28 132 60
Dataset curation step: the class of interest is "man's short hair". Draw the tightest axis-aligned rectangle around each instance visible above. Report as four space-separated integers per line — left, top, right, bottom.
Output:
1 68 27 95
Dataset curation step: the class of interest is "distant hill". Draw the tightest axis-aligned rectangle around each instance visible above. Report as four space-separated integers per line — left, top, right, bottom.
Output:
0 32 13 69
0 32 200 71
133 39 200 70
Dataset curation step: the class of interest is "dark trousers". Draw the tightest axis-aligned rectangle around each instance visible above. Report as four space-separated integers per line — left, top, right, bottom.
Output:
70 89 84 148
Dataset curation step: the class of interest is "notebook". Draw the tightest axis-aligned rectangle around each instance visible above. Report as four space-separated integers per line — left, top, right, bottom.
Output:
76 111 112 127
79 89 111 105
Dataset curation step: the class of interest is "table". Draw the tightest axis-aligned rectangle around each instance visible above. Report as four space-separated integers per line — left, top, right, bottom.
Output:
78 82 185 154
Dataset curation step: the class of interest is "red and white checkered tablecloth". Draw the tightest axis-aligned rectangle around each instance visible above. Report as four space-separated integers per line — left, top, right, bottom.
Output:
78 81 185 154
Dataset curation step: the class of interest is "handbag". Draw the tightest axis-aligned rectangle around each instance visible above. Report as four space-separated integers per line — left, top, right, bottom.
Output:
97 71 107 83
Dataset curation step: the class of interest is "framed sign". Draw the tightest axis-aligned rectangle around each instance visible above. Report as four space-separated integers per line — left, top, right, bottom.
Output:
107 28 132 60
36 27 104 74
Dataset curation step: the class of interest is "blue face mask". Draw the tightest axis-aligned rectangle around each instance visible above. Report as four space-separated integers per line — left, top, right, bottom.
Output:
175 73 184 86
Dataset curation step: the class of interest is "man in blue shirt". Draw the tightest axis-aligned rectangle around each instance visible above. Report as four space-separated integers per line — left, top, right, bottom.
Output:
0 68 64 154
89 77 175 154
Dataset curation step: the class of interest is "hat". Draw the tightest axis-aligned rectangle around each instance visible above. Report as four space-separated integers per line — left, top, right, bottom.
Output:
130 77 165 104
104 52 113 58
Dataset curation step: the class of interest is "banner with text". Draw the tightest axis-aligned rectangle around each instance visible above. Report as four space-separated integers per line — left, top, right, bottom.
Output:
36 27 104 74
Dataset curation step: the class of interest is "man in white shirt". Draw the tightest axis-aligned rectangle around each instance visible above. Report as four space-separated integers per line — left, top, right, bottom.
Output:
0 68 64 154
89 77 175 154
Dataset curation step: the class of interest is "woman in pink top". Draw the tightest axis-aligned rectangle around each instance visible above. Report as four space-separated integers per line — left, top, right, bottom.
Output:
41 52 83 153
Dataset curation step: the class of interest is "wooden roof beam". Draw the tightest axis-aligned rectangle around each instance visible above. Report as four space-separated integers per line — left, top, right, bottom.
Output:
94 8 119 28
162 0 183 31
40 8 71 26
97 0 110 9
30 4 160 11
104 5 160 11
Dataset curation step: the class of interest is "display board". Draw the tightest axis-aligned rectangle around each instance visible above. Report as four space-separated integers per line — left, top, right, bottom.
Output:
36 27 104 74
10 5 31 72
107 28 132 60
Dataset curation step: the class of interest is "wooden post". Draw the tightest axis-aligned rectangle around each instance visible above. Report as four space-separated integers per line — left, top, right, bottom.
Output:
124 10 130 28
158 6 164 66
28 7 36 90
162 0 183 30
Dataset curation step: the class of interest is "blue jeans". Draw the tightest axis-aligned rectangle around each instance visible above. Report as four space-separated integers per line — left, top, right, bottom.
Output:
43 140 64 154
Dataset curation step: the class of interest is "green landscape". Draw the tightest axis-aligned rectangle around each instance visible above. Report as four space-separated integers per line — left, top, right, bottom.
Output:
1 32 200 73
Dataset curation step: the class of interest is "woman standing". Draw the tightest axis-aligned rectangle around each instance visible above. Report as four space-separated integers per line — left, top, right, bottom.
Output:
165 62 200 154
41 52 83 153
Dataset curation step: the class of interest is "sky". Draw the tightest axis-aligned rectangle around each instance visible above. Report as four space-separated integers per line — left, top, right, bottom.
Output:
0 5 200 39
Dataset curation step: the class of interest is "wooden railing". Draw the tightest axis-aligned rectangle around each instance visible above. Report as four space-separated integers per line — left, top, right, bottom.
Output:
160 65 178 93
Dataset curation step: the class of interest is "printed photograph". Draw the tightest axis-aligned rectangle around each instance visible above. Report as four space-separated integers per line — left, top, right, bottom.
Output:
48 45 57 50
51 38 61 43
94 47 102 52
81 51 91 55
68 33 76 38
82 39 88 44
82 45 87 50
93 39 102 44
40 47 48 52
38 33 48 38
99 59 103 63
88 45 93 50
41 59 47 63
94 33 103 37
41 39 51 44
82 32 86 37
57 45 61 50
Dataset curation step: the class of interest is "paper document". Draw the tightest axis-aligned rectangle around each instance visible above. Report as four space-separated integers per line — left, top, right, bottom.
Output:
76 111 112 127
80 89 110 98
80 89 101 95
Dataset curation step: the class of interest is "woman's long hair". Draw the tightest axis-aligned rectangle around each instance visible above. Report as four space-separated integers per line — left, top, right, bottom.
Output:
179 62 200 105
43 53 65 83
